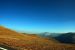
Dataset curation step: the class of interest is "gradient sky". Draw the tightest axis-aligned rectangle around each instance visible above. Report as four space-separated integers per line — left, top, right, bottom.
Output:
0 0 75 33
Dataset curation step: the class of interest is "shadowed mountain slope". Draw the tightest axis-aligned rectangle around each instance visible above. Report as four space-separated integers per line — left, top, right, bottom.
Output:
55 33 75 44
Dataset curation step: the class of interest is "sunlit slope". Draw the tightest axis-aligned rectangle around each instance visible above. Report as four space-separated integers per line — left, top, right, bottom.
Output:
0 26 57 49
0 26 75 50
0 26 56 43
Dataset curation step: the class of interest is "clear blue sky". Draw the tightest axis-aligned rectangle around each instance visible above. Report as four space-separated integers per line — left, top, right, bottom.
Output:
0 0 75 33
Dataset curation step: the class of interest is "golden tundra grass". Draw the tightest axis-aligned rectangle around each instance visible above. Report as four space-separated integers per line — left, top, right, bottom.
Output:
0 26 75 50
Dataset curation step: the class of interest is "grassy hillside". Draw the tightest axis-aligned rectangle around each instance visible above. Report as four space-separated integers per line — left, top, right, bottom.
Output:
0 26 75 50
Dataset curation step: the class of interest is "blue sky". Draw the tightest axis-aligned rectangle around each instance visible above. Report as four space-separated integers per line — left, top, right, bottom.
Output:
0 0 75 33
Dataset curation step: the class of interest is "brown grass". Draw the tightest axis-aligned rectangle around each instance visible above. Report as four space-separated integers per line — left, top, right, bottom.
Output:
0 26 75 50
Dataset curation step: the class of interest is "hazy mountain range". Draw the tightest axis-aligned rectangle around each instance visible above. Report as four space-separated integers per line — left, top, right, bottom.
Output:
38 32 75 44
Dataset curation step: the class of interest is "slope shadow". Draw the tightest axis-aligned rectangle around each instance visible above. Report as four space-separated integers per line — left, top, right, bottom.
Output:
55 33 75 44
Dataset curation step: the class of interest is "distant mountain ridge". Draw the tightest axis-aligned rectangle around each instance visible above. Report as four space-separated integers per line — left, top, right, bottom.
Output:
55 32 75 44
38 32 75 44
